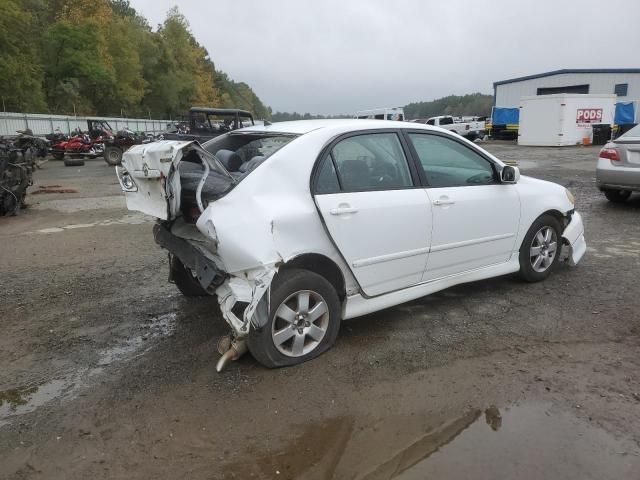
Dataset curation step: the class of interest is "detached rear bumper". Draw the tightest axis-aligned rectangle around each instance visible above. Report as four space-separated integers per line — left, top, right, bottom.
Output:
561 211 586 266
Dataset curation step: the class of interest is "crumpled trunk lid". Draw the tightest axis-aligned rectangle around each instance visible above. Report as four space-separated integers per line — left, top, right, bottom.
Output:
118 140 232 221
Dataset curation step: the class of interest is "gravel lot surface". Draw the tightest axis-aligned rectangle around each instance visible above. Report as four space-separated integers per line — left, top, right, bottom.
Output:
1 142 639 479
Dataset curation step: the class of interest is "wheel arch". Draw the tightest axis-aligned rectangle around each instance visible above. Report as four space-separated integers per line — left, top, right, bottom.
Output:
540 208 568 228
279 253 346 301
520 209 568 251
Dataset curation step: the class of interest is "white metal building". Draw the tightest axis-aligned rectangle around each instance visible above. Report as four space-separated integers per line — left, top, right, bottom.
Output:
494 69 640 110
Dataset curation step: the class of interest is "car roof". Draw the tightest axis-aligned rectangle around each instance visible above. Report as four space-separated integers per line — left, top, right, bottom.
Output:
237 119 437 135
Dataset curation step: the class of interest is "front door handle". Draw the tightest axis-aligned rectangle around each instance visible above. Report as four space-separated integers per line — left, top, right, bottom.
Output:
330 205 358 215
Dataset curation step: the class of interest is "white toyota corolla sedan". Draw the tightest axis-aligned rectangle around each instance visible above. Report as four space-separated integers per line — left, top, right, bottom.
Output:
117 119 586 370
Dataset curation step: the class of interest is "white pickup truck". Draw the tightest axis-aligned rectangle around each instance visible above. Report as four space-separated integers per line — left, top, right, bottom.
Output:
424 115 486 140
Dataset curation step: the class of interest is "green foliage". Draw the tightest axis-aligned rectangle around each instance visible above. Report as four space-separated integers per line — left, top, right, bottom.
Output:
0 1 270 119
404 93 493 120
215 72 271 120
0 0 47 111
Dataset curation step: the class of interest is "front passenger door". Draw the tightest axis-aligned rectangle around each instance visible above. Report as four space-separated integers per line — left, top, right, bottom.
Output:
406 132 521 281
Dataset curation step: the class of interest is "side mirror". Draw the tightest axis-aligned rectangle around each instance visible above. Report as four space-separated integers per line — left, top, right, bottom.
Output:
501 165 520 184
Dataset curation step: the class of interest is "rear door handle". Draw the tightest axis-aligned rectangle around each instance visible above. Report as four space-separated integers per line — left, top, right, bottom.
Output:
330 206 358 215
433 199 455 206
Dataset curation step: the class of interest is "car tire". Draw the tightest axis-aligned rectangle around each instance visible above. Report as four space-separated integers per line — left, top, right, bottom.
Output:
603 189 631 203
63 158 85 167
518 214 562 283
248 268 341 368
170 256 210 296
104 146 123 166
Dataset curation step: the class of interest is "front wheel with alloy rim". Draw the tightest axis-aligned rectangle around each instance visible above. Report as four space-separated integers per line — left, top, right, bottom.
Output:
519 214 562 282
248 268 341 368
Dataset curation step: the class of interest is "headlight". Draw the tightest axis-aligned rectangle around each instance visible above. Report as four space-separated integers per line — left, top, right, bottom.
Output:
565 189 575 205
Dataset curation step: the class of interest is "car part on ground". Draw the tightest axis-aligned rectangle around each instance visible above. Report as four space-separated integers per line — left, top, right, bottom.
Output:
0 140 36 216
63 158 85 167
117 120 586 371
596 123 640 203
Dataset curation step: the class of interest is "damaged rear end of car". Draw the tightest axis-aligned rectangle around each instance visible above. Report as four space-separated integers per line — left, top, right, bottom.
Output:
116 135 297 370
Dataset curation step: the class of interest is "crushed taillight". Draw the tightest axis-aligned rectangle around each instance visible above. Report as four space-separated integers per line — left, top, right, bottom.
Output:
599 147 620 162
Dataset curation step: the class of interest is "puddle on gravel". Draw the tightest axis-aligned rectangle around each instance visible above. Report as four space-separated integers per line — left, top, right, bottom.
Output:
96 312 177 367
224 403 639 480
0 313 177 426
0 380 72 426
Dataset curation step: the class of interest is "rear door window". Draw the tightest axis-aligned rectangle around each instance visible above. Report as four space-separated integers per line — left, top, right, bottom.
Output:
329 133 414 191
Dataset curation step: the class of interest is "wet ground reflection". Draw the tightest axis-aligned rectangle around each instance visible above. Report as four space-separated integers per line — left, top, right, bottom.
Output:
223 403 640 480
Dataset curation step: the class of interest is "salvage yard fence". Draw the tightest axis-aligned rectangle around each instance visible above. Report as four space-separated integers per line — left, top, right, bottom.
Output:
0 112 173 137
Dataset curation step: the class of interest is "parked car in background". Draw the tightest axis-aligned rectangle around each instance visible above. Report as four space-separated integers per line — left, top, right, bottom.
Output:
423 115 485 140
117 119 585 370
596 123 640 202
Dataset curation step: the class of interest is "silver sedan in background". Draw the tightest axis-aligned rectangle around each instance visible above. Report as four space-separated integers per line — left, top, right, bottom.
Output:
596 124 640 203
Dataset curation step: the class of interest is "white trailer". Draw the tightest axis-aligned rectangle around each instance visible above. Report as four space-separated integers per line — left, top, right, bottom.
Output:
518 94 615 146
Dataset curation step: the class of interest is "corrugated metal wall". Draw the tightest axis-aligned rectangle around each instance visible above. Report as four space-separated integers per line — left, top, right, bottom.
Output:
0 112 173 136
495 72 640 116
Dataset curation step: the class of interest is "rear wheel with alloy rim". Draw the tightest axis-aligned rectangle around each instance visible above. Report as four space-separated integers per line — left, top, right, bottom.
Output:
519 214 562 282
248 268 340 368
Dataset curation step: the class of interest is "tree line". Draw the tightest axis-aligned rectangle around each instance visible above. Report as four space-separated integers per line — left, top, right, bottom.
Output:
404 93 493 119
0 0 271 119
272 93 493 121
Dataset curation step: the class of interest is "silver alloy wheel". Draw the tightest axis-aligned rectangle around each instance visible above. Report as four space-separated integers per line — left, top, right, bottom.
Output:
271 289 329 357
529 226 558 273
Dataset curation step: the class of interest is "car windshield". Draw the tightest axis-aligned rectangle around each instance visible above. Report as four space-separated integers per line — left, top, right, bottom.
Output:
619 123 640 140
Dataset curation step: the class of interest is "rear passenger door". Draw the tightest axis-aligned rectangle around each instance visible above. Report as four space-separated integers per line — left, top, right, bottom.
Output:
313 131 432 297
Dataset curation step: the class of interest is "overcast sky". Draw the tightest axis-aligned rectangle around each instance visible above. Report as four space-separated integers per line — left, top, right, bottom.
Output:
129 0 640 115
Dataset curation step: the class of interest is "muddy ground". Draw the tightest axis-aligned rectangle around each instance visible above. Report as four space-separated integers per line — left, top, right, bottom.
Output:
1 142 639 479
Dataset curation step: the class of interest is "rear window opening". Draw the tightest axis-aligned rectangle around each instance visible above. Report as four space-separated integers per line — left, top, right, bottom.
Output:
179 133 297 223
203 132 298 175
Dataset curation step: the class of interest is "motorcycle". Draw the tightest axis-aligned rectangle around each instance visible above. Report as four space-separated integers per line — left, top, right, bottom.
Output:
62 133 104 166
